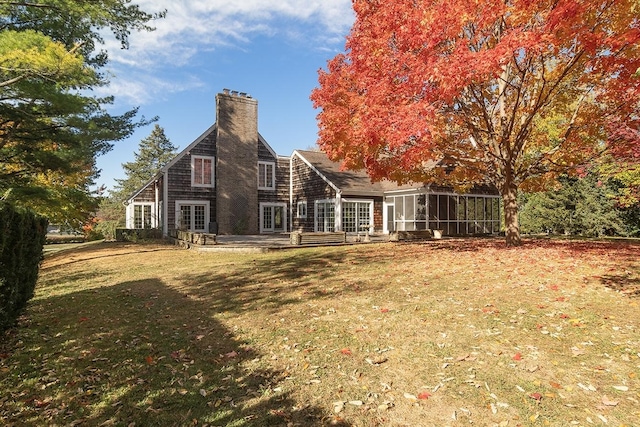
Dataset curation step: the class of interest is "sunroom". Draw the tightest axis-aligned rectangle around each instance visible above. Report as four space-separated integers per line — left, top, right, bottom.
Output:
383 190 501 235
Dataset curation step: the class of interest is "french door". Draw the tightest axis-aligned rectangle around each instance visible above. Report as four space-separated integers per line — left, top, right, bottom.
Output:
260 203 286 233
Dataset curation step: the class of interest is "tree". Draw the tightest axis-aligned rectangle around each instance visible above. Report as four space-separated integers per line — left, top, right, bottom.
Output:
311 0 640 246
0 1 165 228
96 125 177 237
519 174 626 237
114 125 178 198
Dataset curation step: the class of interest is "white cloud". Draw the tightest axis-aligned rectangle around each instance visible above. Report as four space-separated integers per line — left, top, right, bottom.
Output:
110 0 353 67
95 71 205 106
99 0 353 104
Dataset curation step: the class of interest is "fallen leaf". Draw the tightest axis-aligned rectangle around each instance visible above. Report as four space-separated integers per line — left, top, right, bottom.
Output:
601 396 618 406
225 351 238 358
529 393 542 401
340 348 352 356
380 308 389 313
418 392 431 400
199 389 207 397
612 385 629 392
145 355 154 365
550 382 563 389
571 347 586 357
404 392 417 401
512 353 522 361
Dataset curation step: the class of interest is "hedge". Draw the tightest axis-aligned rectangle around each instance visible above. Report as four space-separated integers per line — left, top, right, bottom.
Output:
0 202 48 332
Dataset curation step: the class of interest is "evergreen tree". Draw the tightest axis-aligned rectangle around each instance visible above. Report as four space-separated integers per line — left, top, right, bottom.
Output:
0 1 165 228
519 175 626 237
96 125 177 237
114 125 178 198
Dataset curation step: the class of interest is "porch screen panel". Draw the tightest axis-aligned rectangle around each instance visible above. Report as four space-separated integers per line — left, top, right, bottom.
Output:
416 195 427 230
492 198 501 233
395 197 404 231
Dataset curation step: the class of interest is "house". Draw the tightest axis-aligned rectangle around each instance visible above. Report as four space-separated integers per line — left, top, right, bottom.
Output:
125 89 501 236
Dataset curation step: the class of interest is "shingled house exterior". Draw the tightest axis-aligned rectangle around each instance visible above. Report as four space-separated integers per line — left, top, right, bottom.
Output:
125 90 501 236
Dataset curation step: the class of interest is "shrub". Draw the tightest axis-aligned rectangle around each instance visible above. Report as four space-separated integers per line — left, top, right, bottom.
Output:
0 202 48 332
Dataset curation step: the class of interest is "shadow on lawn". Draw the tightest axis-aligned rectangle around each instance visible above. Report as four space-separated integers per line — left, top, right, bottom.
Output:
178 247 387 315
1 278 348 426
600 267 640 297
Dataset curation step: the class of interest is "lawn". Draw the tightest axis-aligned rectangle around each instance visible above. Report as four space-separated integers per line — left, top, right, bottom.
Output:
1 239 639 426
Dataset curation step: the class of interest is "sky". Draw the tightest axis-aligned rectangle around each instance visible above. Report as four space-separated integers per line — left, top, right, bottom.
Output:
94 0 355 191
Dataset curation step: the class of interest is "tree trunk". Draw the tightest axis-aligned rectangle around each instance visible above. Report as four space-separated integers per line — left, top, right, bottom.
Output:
502 179 522 246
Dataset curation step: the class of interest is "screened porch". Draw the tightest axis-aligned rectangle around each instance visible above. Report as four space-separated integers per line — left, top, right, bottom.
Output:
384 193 501 235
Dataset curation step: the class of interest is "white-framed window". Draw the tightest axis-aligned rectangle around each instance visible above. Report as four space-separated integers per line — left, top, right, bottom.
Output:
297 201 307 219
175 200 210 232
260 202 287 233
315 199 335 232
191 155 214 188
126 202 155 229
342 199 373 233
258 161 275 190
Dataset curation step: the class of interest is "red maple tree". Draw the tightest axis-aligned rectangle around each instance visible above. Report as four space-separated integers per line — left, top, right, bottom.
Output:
311 0 640 246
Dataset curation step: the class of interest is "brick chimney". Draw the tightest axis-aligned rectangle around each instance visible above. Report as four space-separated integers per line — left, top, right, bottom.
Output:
215 90 259 234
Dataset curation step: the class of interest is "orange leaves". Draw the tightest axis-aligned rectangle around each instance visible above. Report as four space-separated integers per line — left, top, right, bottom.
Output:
340 348 352 356
313 0 640 228
512 352 522 361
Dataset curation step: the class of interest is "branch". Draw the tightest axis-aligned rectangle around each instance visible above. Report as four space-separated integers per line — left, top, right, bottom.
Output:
0 74 27 88
0 1 58 8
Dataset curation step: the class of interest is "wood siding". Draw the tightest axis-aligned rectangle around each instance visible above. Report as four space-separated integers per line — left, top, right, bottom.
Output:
291 154 337 232
166 129 217 233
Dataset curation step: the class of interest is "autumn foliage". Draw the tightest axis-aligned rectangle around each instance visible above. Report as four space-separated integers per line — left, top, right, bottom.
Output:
311 0 640 245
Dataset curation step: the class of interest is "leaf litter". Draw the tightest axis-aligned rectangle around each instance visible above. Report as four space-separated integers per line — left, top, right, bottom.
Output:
2 239 639 426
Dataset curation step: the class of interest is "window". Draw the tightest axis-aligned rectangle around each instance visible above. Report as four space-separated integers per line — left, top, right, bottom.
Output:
191 156 214 188
176 201 210 232
258 161 275 190
134 204 152 229
342 200 372 233
260 203 287 233
297 201 307 219
129 203 154 229
315 200 335 232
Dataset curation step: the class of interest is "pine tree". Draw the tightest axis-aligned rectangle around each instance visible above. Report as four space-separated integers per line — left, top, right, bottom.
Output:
96 125 177 237
519 175 626 237
0 1 165 228
114 125 178 198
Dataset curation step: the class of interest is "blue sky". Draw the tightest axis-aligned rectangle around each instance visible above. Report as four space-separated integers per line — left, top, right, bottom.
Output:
95 0 354 191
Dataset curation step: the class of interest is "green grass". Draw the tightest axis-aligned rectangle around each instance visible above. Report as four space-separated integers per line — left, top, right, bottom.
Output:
1 239 639 426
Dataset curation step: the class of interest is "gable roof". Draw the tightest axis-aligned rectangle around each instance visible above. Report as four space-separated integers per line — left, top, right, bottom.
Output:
293 150 426 196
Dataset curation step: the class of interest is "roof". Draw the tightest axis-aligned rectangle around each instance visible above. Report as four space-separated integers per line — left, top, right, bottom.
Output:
293 150 425 196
